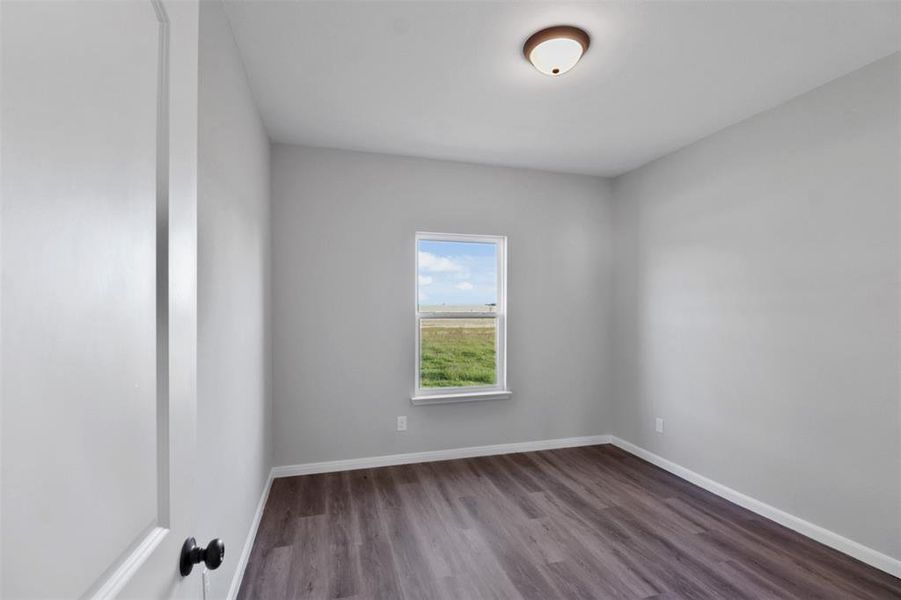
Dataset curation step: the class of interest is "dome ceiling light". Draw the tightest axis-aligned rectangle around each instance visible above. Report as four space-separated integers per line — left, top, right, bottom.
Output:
523 25 591 77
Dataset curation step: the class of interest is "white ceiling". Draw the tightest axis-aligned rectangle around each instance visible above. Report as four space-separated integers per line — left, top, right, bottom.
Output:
224 1 900 177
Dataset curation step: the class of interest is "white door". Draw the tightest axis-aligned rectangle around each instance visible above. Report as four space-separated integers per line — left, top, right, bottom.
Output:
1 1 202 598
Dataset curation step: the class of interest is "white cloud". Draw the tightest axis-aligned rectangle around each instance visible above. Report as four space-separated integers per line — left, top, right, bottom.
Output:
419 251 463 273
418 275 432 286
455 281 474 291
418 292 429 301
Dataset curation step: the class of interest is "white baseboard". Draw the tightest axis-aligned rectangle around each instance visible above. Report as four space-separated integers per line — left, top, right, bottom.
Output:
609 436 901 579
226 472 274 600
270 434 611 478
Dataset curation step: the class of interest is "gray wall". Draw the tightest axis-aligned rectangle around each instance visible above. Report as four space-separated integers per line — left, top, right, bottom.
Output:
271 146 615 465
611 54 900 560
197 3 272 597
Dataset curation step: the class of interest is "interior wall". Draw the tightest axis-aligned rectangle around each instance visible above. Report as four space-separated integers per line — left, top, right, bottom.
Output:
612 53 900 560
197 3 272 597
271 145 615 466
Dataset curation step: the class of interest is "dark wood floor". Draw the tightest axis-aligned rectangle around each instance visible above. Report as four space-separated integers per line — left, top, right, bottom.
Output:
237 444 901 599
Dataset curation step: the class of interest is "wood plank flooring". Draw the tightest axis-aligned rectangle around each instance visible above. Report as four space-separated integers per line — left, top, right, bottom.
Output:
237 444 901 599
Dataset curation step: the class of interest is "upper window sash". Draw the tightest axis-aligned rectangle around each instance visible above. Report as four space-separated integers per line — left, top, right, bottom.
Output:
415 231 506 310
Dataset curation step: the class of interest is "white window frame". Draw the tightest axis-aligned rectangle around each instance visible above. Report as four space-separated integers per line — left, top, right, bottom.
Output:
412 232 510 405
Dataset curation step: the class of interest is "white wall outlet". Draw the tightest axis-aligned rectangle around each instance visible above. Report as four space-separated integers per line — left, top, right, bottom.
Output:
397 415 407 431
655 417 664 433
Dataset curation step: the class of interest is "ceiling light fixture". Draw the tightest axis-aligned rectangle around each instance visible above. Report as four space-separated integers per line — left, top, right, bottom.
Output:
523 25 590 77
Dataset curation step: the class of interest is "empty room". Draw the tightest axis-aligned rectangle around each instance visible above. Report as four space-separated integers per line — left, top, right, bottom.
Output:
2 0 900 598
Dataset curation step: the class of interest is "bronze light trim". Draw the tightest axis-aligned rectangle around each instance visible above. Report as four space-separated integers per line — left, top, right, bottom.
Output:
523 25 591 76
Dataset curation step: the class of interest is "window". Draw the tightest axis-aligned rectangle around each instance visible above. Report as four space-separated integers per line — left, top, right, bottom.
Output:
413 232 510 404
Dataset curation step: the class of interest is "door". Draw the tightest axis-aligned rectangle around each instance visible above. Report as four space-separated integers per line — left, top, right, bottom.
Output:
1 1 201 597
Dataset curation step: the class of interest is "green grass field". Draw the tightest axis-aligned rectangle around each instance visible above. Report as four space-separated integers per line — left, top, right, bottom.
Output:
420 324 496 388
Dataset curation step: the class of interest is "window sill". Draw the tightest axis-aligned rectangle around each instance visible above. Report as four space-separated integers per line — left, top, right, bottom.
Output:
411 390 513 406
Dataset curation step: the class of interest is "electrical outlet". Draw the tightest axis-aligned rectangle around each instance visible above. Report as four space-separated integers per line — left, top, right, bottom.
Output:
397 415 407 431
655 417 664 433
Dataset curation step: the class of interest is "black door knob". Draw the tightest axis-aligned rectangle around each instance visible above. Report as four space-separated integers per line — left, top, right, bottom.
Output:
179 537 225 576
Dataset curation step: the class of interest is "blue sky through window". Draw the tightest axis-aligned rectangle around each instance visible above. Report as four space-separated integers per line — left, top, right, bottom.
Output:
418 239 497 309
